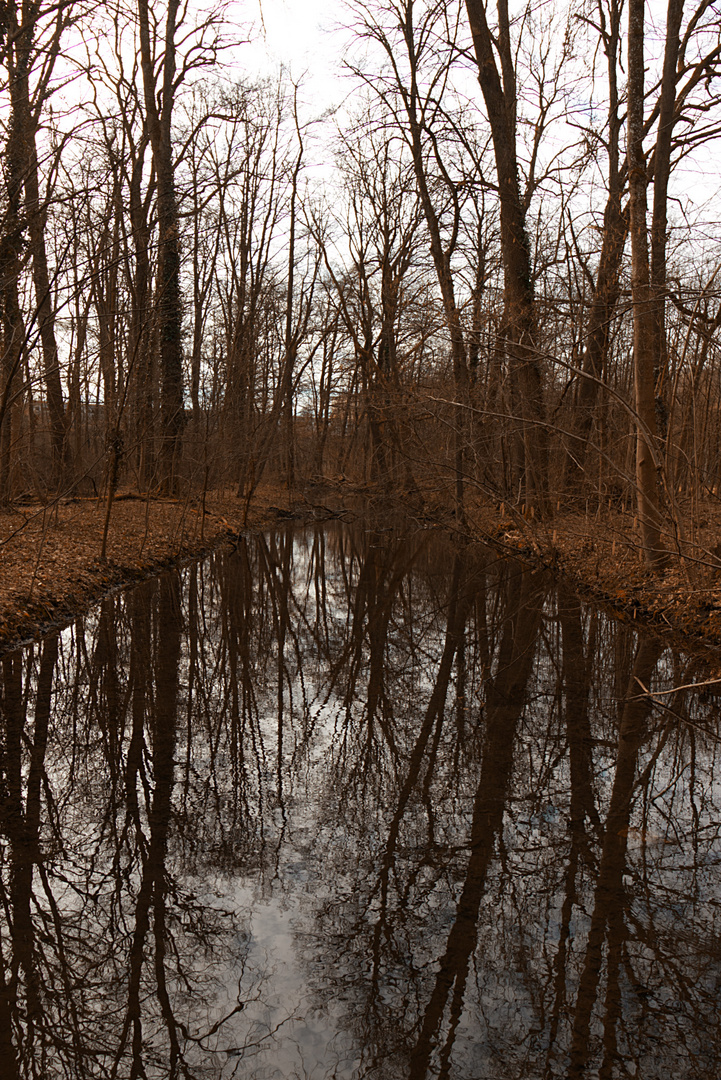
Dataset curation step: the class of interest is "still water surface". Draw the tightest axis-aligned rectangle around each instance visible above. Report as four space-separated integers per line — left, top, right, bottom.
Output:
1 524 720 1078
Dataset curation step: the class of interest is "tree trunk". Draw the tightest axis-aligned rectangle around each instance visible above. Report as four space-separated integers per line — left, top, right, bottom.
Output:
128 141 154 489
569 197 628 485
0 53 27 503
650 0 685 432
402 44 470 517
13 2 69 490
138 0 184 494
0 1 70 496
25 135 69 488
566 0 627 493
464 0 548 509
282 140 301 490
627 0 668 569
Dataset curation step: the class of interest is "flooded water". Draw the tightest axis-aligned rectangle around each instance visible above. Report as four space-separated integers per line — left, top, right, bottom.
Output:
1 523 721 1078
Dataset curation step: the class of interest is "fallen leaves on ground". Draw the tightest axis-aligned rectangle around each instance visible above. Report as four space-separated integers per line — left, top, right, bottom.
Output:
0 488 310 654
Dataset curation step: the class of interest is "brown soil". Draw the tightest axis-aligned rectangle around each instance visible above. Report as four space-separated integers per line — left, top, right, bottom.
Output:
1 482 721 661
0 487 305 654
465 499 721 660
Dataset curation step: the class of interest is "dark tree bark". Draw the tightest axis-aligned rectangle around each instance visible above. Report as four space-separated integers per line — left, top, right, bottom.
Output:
627 0 668 569
396 1 471 515
0 105 27 503
138 0 184 494
650 0 685 430
464 0 548 508
17 4 70 488
127 131 155 488
25 128 69 488
569 0 627 485
0 1 72 495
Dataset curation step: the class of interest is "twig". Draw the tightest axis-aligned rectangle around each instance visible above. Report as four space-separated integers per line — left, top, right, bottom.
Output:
632 675 721 698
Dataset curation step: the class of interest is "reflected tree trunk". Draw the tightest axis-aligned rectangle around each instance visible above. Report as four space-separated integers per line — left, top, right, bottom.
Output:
370 552 477 990
119 575 182 1077
567 634 660 1078
546 591 601 1070
408 566 546 1079
0 636 58 1069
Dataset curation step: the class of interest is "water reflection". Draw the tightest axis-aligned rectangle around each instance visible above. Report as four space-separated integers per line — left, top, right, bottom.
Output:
1 524 720 1078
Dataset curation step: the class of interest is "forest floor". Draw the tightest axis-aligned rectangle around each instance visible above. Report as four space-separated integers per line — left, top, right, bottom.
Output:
0 480 721 659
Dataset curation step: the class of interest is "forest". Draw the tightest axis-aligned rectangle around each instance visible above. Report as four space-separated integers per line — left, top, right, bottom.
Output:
2 0 721 576
4 2 721 1074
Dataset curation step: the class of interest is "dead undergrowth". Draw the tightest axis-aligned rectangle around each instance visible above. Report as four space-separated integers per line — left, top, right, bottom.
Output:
0 487 299 653
466 499 721 657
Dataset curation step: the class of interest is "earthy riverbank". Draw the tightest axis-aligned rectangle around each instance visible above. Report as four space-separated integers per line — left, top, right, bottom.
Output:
0 490 282 653
472 501 721 659
1 483 720 659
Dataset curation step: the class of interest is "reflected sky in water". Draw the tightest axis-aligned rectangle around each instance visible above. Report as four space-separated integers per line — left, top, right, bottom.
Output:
1 523 720 1078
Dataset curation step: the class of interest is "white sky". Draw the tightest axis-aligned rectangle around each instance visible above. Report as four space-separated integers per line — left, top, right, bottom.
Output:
242 0 350 113
237 0 721 245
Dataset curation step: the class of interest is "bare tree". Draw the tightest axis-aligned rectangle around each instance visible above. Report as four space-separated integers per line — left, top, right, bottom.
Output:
349 0 478 512
136 0 222 492
308 108 425 491
464 0 553 508
0 0 77 495
627 0 668 568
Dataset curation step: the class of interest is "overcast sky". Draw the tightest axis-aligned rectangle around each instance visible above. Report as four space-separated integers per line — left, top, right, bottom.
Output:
223 0 721 239
243 0 349 112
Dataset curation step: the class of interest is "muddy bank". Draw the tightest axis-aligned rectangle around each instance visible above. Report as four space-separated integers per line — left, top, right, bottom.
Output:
465 502 721 660
0 489 327 654
1 483 720 661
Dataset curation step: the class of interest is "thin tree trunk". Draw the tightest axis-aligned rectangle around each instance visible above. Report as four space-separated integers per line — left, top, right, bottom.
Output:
0 10 34 499
128 142 154 488
650 0 685 431
4 2 71 491
401 39 470 517
25 136 69 488
571 200 628 476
